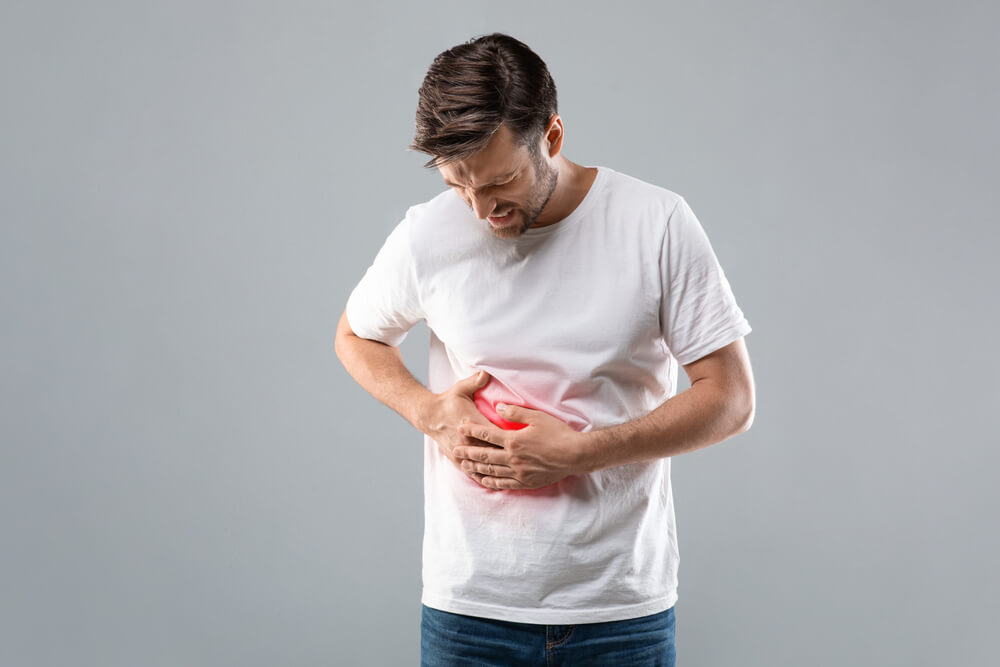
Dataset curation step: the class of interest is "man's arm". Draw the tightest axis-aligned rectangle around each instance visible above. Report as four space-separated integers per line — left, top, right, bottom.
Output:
334 309 433 429
453 338 755 490
334 310 498 475
580 337 755 471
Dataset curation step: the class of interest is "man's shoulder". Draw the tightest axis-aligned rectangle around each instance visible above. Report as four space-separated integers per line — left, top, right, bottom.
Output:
398 188 485 263
403 187 467 226
594 167 686 234
600 166 685 210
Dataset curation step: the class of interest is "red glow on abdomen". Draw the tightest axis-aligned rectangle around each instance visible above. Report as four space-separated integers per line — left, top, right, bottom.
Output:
474 389 528 430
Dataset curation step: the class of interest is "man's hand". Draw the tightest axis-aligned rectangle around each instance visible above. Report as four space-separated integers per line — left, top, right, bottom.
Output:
452 404 587 490
417 371 501 478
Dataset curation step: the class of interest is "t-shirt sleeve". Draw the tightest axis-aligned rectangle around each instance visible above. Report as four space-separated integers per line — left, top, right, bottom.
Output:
345 214 424 347
659 196 752 366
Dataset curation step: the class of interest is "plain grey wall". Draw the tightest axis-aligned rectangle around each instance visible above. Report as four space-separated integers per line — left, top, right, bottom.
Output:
2 1 997 665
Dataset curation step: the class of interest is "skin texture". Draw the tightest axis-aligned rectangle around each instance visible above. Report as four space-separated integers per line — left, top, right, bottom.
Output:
335 115 756 490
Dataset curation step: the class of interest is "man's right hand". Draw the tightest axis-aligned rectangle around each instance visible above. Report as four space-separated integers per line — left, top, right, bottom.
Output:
416 370 498 474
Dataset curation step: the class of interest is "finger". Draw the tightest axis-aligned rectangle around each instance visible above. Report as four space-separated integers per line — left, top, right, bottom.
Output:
461 460 516 478
456 370 492 396
466 471 491 488
496 403 533 429
465 415 498 429
478 475 525 491
495 402 534 426
453 445 509 465
458 422 507 448
458 415 492 428
458 425 500 450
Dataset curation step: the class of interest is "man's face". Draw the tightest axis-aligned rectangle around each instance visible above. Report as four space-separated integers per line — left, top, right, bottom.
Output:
438 125 558 240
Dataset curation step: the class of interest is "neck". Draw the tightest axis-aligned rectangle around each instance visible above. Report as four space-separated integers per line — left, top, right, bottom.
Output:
535 157 596 226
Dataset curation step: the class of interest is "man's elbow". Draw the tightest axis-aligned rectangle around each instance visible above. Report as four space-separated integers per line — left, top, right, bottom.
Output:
334 310 358 362
718 380 755 437
734 389 755 435
334 332 350 364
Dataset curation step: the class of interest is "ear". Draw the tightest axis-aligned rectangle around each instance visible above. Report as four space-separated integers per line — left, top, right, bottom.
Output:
543 114 564 158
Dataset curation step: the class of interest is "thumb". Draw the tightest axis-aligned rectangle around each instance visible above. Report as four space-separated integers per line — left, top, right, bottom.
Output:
457 370 491 395
496 402 530 425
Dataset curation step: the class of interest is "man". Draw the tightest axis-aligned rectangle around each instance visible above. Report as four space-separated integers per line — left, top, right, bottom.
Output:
335 33 755 666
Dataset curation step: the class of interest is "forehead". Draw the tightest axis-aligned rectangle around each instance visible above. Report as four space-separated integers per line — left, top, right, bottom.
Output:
438 125 530 186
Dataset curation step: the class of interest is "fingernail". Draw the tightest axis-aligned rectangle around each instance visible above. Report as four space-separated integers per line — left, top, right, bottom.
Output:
496 403 508 412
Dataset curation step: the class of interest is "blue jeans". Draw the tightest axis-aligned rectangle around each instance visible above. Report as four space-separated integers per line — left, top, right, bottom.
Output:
421 605 676 666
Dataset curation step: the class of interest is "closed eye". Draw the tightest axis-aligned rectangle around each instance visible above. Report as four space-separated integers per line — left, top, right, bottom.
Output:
445 173 517 191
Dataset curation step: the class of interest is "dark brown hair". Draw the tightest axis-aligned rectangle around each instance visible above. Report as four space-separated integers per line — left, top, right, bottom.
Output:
410 33 558 168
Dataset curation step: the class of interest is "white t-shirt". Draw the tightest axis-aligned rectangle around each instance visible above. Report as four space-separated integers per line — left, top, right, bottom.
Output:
346 166 751 624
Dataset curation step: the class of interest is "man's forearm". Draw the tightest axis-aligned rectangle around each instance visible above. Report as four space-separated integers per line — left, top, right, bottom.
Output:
334 318 433 431
579 379 753 473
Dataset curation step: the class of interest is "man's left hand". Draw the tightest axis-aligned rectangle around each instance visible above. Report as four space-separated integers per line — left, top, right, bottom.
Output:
454 404 588 490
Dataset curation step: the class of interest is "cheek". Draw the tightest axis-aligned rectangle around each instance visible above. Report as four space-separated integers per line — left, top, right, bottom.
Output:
503 185 532 206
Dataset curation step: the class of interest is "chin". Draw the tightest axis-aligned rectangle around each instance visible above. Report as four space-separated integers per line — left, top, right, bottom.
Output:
488 211 527 239
490 224 523 239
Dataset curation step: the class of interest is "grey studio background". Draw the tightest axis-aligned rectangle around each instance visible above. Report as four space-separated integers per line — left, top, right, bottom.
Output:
1 1 997 665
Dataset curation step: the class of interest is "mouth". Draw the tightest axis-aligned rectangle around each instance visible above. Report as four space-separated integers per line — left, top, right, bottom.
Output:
487 209 516 226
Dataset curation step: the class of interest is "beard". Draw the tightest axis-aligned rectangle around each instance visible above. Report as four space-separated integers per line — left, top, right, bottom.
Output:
489 154 559 240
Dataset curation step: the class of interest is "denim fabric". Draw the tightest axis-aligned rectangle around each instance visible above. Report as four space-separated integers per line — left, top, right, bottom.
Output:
420 605 676 666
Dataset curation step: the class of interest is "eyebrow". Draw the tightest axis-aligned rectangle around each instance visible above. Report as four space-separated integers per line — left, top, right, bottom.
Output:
444 171 516 189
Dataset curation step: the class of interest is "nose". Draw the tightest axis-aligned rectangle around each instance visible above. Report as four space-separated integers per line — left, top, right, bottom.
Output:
468 192 496 220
